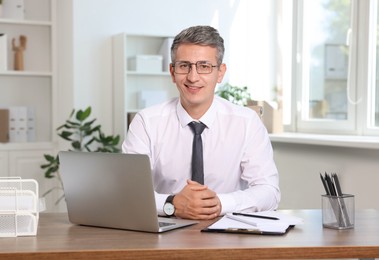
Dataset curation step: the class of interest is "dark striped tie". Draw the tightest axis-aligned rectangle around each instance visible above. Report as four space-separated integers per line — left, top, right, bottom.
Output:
188 121 206 184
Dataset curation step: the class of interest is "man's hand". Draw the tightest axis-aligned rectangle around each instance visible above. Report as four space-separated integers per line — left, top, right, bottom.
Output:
173 180 222 220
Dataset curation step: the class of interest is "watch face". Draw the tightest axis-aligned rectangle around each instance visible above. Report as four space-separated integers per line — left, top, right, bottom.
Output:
164 203 175 216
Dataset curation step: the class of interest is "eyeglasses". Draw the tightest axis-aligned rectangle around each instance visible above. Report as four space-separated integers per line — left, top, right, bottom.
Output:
173 61 218 74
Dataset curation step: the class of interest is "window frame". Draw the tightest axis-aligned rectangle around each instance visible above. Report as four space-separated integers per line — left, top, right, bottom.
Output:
288 0 379 136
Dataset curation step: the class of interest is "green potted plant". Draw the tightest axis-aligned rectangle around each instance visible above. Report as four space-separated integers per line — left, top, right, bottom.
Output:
215 83 251 106
41 106 121 205
215 82 264 119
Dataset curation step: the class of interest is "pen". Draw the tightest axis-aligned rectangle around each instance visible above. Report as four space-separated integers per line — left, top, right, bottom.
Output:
320 173 331 195
324 173 337 196
232 212 280 220
331 173 343 196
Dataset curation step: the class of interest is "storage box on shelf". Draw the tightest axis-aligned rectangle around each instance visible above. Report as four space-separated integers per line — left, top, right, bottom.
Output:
129 55 163 73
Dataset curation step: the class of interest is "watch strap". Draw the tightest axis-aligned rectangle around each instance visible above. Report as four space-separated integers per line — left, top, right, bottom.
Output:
165 194 175 204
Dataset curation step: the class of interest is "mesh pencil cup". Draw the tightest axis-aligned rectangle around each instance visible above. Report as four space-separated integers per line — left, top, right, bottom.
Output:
322 194 354 229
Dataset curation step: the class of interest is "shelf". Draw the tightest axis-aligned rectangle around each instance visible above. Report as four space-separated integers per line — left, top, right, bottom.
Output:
112 33 176 138
0 142 55 151
0 19 51 26
0 1 55 151
0 71 52 77
127 71 171 76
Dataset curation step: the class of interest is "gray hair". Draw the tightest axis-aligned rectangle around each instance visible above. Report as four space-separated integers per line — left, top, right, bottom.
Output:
171 25 225 65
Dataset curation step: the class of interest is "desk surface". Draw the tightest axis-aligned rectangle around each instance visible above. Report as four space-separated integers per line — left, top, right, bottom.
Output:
0 209 379 259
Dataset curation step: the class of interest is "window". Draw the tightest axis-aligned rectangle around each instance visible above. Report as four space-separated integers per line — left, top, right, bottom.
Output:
282 0 379 135
374 1 379 127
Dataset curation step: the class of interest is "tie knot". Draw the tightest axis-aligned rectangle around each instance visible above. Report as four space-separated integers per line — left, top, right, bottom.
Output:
189 121 206 135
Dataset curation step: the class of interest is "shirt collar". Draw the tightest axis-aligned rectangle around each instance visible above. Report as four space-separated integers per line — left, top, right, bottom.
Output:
176 97 218 128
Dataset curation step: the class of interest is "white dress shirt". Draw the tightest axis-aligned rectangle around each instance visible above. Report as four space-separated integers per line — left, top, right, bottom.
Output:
122 96 280 215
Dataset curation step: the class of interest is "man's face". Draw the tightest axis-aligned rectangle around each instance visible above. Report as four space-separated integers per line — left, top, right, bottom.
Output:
170 43 226 117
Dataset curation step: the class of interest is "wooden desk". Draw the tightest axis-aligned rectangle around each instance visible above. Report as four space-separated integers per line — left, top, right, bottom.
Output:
0 209 378 259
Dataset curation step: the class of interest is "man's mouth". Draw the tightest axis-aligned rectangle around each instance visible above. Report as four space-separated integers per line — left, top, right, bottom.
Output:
186 85 202 90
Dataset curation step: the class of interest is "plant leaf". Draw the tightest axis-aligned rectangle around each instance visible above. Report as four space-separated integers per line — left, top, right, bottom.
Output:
76 107 91 121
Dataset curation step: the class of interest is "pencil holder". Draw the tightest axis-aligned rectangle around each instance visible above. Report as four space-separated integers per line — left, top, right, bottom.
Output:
322 194 354 229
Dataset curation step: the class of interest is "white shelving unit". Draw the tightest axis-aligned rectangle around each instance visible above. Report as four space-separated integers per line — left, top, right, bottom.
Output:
112 33 178 139
0 0 58 208
0 0 56 147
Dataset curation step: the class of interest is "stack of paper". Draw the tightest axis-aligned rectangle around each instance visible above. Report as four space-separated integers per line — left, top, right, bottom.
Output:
202 211 303 235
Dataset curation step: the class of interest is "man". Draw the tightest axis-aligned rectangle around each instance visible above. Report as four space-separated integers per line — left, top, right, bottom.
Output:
122 25 280 220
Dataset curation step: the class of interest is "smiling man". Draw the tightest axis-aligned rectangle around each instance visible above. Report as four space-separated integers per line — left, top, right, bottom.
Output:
122 25 280 220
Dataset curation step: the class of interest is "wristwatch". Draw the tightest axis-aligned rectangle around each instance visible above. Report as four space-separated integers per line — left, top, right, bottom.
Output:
163 195 176 216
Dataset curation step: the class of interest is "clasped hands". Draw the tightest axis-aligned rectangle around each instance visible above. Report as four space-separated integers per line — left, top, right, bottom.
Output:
173 180 221 220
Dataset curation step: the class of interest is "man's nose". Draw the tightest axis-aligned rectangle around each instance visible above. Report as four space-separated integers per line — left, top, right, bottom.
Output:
186 64 200 81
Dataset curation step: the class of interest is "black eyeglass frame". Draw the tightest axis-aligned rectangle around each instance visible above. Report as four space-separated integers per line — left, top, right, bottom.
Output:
172 61 219 74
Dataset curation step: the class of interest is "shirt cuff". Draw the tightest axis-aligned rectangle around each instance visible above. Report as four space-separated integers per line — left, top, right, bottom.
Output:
217 193 237 215
155 192 170 216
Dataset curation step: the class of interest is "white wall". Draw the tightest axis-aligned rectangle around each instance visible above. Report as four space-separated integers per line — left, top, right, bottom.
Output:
274 142 379 210
56 0 379 211
57 0 277 133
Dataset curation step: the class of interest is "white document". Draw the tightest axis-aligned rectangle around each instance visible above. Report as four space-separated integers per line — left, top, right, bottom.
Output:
0 190 37 211
205 211 303 234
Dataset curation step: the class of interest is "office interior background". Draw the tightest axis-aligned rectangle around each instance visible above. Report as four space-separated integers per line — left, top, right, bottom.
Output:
1 0 379 212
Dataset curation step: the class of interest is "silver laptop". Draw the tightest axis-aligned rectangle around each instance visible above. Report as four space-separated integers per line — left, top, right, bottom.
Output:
58 151 197 233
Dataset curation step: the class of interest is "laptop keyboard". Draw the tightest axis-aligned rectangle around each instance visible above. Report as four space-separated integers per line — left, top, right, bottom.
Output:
159 222 175 227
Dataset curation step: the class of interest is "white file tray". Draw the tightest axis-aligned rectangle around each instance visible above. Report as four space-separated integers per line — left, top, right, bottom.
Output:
0 178 39 237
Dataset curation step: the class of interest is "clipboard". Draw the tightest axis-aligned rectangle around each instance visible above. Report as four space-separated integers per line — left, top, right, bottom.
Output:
201 226 293 235
201 212 302 235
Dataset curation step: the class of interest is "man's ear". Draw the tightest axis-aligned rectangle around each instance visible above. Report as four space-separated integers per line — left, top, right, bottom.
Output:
217 63 227 83
170 63 176 83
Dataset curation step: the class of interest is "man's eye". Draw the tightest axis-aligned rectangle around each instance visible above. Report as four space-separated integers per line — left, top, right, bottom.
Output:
179 63 189 69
